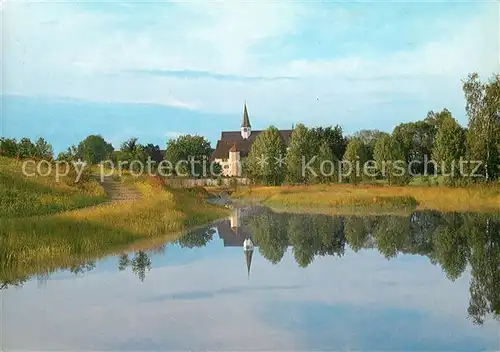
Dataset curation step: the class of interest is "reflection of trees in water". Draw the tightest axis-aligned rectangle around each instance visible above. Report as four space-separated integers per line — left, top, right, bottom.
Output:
242 207 500 325
177 228 216 248
1 207 498 325
70 261 96 276
116 251 152 283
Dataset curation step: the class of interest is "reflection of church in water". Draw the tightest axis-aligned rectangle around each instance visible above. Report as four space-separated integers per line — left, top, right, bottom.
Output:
216 207 257 278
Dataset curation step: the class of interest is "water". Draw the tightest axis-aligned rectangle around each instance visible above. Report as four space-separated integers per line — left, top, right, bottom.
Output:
3 206 500 351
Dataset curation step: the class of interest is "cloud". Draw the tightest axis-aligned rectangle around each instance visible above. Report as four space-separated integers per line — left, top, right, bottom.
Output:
128 69 297 82
2 1 498 135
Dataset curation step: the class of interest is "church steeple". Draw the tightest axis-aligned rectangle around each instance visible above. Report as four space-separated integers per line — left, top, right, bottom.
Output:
245 247 253 279
241 102 252 139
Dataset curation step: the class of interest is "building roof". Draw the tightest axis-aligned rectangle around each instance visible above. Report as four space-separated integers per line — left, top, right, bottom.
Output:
213 129 293 159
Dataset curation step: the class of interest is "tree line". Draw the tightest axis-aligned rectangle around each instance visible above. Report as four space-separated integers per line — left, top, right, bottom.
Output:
1 72 498 184
245 73 499 185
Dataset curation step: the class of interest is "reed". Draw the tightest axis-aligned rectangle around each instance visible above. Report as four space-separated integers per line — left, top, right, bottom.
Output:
232 183 500 213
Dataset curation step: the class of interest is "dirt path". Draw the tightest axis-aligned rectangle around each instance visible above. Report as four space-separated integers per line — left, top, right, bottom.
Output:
95 176 142 201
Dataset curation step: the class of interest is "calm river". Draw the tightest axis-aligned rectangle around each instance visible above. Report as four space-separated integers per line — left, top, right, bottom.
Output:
3 206 500 351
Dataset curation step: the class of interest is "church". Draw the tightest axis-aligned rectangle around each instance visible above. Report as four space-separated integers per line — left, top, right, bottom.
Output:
212 102 293 177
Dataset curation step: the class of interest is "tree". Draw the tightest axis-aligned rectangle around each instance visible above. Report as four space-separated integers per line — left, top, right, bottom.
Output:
432 114 466 184
343 139 368 184
33 137 53 160
463 73 500 181
246 126 286 186
310 125 347 161
373 134 408 185
164 135 212 177
143 143 163 164
350 129 389 160
119 137 148 171
0 138 18 157
57 145 78 161
315 140 335 184
131 251 152 283
76 135 114 164
177 228 215 248
16 137 36 159
286 123 315 184
392 120 435 175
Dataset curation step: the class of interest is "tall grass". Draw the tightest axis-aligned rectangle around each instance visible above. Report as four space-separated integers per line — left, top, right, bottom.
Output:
232 183 500 213
0 159 229 283
0 156 107 217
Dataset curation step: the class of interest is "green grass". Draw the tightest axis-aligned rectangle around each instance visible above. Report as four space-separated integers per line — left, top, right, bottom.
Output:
0 158 229 284
0 156 107 217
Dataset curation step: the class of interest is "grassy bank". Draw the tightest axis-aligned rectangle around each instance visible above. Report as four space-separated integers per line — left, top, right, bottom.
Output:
0 156 107 217
0 158 229 283
232 184 500 213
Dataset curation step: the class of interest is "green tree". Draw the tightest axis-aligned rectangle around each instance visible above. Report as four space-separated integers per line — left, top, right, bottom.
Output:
392 120 435 175
33 137 53 160
246 126 286 186
314 140 335 184
343 139 368 184
373 135 408 185
351 129 389 160
286 123 314 184
143 143 163 164
119 138 148 171
56 145 78 161
16 137 36 159
310 125 347 161
177 228 215 248
76 135 114 164
0 138 18 157
431 114 466 184
463 73 500 181
164 134 212 177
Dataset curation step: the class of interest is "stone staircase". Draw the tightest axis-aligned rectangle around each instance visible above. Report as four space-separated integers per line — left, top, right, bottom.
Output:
95 176 142 201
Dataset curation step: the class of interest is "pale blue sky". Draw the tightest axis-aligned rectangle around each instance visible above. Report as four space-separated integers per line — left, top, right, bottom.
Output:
2 0 498 153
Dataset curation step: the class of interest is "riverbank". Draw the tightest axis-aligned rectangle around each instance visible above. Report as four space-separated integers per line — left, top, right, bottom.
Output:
0 158 229 283
231 184 500 214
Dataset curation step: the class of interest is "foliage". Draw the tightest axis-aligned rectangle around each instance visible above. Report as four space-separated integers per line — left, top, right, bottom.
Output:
392 119 435 175
0 138 18 158
350 129 389 160
373 134 409 185
16 137 36 158
246 126 286 186
432 114 466 185
286 123 315 184
343 138 368 184
463 73 500 181
310 125 347 161
34 137 54 160
76 135 114 164
164 134 212 177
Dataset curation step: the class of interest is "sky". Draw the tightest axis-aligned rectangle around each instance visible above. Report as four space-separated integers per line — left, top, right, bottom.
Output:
2 0 499 154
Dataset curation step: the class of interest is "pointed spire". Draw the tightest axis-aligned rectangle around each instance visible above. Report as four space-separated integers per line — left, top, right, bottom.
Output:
241 102 251 128
245 248 253 279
